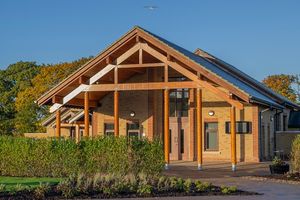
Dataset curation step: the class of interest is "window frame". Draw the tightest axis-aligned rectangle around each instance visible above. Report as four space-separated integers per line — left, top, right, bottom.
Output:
225 121 252 134
204 122 219 151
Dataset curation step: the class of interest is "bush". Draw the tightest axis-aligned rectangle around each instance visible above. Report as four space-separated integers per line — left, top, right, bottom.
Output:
0 136 164 177
291 135 300 173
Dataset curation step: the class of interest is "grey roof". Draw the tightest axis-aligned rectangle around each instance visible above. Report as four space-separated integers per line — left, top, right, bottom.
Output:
139 27 299 110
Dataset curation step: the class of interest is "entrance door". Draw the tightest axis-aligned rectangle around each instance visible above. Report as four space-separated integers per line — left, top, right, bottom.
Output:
169 88 189 160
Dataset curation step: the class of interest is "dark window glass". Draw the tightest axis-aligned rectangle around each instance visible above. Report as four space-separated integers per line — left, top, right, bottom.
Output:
180 129 184 153
127 122 140 141
205 122 218 151
225 121 251 134
169 89 189 117
104 123 114 136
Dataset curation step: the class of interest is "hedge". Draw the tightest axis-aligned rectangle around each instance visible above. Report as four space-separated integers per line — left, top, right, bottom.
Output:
0 136 164 177
291 135 300 173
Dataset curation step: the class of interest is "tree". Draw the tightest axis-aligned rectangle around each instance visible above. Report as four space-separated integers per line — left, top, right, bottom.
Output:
0 62 40 135
263 74 297 102
15 57 91 134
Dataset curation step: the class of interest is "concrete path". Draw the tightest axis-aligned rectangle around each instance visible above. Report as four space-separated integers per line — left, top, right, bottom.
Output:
111 161 300 200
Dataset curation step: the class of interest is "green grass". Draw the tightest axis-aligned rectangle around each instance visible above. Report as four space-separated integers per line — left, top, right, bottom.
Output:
0 176 61 192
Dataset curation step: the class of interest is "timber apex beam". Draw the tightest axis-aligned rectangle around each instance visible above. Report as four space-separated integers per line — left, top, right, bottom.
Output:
140 43 244 110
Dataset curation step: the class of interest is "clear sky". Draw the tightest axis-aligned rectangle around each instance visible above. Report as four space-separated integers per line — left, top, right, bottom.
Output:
0 0 299 80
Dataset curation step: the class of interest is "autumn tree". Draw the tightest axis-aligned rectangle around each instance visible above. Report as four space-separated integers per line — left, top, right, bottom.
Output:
15 57 91 134
263 74 297 102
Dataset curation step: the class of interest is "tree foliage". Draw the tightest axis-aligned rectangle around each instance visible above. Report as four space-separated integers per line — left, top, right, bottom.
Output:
0 62 40 135
0 57 91 135
263 74 298 102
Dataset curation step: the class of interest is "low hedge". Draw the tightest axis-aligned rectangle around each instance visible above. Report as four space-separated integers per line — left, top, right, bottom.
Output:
0 136 164 177
291 135 300 173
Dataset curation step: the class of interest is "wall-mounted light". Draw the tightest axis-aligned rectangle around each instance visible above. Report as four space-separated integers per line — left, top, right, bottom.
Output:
208 110 215 116
130 111 136 117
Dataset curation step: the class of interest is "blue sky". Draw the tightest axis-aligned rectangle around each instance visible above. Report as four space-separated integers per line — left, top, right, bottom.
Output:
0 0 299 80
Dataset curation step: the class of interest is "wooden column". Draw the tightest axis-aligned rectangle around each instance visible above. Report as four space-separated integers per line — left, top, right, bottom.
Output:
55 109 61 138
231 106 237 171
84 92 89 137
196 88 203 170
164 89 170 169
114 91 119 137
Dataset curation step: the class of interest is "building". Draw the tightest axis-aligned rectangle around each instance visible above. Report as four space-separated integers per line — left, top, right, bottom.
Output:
36 26 300 171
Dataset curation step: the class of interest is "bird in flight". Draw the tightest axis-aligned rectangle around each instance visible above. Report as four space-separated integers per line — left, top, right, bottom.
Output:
144 5 158 10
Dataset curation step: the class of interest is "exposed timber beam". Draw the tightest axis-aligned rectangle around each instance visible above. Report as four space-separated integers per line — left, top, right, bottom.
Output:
79 76 89 84
140 43 244 110
52 96 98 107
116 43 141 65
49 43 143 113
117 63 164 69
85 81 198 92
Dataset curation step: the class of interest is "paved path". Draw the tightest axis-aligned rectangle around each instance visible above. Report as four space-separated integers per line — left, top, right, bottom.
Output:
113 161 300 200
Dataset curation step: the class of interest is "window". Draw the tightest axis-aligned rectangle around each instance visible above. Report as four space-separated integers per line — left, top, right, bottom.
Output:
283 115 287 131
180 129 184 154
225 121 252 134
169 89 189 117
127 122 140 140
205 122 218 151
104 123 114 136
70 127 76 139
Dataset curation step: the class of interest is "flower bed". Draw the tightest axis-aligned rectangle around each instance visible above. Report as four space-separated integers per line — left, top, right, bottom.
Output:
0 174 258 199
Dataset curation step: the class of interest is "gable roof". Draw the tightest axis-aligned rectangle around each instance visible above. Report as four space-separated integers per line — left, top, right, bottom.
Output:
37 26 299 110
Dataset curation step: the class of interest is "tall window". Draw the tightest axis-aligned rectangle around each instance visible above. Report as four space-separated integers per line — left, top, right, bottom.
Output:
169 77 189 117
204 122 219 151
104 123 114 136
127 122 140 140
169 89 189 117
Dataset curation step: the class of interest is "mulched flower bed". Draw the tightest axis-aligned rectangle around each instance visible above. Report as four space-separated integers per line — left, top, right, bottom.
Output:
0 185 258 200
0 174 260 200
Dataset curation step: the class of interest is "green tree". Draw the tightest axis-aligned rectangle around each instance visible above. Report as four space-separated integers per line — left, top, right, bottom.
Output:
0 62 40 135
263 74 297 102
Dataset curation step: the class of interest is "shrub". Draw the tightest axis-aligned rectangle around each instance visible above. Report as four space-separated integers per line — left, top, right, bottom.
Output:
57 179 76 198
33 183 51 199
0 184 6 192
220 186 237 194
0 136 164 177
183 178 193 193
291 135 300 173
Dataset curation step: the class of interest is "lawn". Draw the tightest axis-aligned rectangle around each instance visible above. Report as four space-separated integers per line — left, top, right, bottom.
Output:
0 176 61 191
